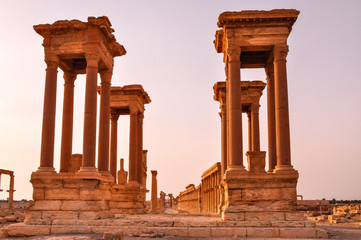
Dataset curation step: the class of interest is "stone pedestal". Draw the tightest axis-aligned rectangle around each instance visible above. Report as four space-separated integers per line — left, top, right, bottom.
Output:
220 170 299 221
25 172 114 224
246 151 266 174
109 182 146 214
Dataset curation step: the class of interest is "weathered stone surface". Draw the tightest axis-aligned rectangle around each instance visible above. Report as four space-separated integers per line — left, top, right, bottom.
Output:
210 227 246 237
61 200 108 211
32 188 45 200
42 210 79 220
241 188 281 201
316 228 329 238
270 221 305 227
247 227 280 237
80 189 111 201
5 223 51 236
0 208 7 217
285 212 306 221
51 225 92 234
45 188 80 200
279 227 317 238
27 200 62 211
187 227 211 237
79 211 106 220
245 212 285 221
4 215 17 222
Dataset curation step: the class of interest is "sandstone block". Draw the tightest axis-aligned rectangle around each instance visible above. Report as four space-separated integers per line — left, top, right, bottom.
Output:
42 210 79 220
62 178 82 188
279 227 316 238
80 189 111 201
61 200 108 211
31 178 62 188
24 218 52 225
271 221 305 227
81 179 100 188
0 209 7 217
0 217 7 224
24 210 41 220
6 223 51 236
210 227 246 237
45 188 80 200
4 215 17 222
235 220 270 227
285 212 306 221
281 187 297 200
245 212 285 221
305 221 317 227
103 231 123 240
51 225 92 234
33 188 45 200
187 227 211 237
241 188 281 201
79 211 106 220
246 227 280 237
27 200 62 211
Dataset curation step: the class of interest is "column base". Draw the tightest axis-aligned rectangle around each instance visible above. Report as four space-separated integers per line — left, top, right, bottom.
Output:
36 167 56 173
78 166 97 172
224 166 247 179
274 165 297 174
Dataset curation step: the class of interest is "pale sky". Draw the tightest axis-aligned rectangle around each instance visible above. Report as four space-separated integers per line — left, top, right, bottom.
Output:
0 0 360 201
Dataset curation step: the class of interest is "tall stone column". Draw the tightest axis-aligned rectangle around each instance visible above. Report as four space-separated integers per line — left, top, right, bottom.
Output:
8 174 14 210
81 53 99 171
220 99 227 179
247 112 252 151
137 113 144 184
60 72 77 172
150 170 158 213
128 106 138 182
38 57 59 172
273 44 293 171
265 64 277 172
110 113 119 180
98 69 112 175
251 104 261 151
226 47 245 171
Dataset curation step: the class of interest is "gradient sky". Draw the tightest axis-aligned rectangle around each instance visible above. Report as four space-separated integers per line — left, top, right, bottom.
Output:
0 0 360 201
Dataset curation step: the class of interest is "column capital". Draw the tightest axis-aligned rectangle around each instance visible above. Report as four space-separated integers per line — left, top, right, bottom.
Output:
273 44 289 62
85 53 100 67
138 112 144 120
151 170 158 176
129 106 139 115
251 103 260 113
63 72 77 86
45 55 59 69
226 47 241 62
265 63 274 79
111 113 119 121
99 69 113 83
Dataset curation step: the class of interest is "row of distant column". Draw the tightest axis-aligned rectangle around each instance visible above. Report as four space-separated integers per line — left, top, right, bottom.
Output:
38 53 115 176
224 44 293 175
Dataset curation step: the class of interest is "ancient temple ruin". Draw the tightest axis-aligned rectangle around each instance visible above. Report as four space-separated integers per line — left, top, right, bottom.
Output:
4 10 329 239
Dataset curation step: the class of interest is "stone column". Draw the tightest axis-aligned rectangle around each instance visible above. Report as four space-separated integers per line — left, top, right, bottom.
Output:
220 98 227 179
38 57 59 172
8 174 14 210
60 72 77 172
247 112 252 151
273 44 293 171
137 113 144 185
110 113 119 180
169 194 173 208
251 104 261 151
226 47 245 171
128 106 138 182
265 64 277 172
150 170 158 213
81 53 99 171
97 70 112 175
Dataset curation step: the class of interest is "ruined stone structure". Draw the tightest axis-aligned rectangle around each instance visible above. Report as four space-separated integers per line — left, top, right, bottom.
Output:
214 9 300 221
201 163 222 214
0 169 15 210
101 85 151 214
177 184 202 214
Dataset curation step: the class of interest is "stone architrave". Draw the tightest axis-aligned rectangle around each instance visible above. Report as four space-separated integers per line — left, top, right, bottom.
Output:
0 169 15 210
214 9 300 221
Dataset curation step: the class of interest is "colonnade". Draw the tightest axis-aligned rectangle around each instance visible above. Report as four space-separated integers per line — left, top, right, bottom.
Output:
0 169 15 210
108 85 151 185
201 163 221 213
34 16 126 177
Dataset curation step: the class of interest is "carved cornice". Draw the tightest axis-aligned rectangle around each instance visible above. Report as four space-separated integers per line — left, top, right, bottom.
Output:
34 16 126 57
